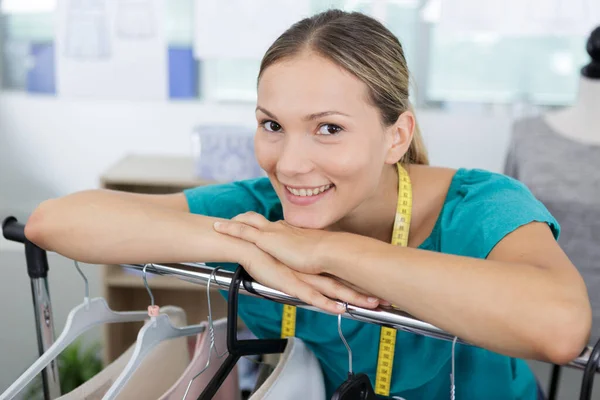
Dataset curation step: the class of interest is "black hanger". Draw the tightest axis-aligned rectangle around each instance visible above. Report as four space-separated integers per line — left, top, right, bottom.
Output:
581 25 600 79
579 335 600 400
331 372 378 400
331 307 378 400
197 265 287 399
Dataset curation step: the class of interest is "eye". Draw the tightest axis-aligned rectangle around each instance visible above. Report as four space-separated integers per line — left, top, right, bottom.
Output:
261 120 282 132
318 124 342 135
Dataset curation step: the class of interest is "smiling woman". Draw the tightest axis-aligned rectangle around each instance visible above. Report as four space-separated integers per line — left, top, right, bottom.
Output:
24 8 591 400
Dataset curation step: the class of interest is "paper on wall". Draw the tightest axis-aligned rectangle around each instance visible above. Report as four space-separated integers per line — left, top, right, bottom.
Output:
437 0 600 37
193 0 311 59
56 0 167 101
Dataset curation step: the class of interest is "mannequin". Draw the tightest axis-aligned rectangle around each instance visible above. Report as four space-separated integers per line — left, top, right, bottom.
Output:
504 25 600 344
545 26 600 145
504 26 600 400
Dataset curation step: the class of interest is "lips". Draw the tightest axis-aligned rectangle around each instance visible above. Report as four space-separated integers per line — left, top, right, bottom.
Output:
285 184 333 197
282 183 335 206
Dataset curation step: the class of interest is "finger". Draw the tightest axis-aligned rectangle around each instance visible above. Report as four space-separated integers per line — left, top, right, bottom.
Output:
239 252 344 315
298 274 380 309
231 212 271 229
213 220 261 244
262 270 344 315
291 282 346 315
323 274 379 298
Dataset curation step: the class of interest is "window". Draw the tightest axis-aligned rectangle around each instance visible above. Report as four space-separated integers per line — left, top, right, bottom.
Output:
426 25 590 106
0 0 595 106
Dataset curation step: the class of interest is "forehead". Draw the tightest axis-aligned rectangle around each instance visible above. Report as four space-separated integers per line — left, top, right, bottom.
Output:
257 53 371 116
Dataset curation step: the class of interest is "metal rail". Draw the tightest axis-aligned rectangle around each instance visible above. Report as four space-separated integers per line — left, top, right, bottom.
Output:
121 261 596 372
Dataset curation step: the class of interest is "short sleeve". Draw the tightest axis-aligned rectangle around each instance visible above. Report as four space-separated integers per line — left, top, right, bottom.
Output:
183 177 283 221
439 169 561 259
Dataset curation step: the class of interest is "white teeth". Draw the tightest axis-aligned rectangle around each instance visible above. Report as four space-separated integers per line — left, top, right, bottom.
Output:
286 184 332 197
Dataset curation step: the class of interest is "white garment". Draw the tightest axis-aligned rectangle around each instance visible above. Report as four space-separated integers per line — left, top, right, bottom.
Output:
250 338 326 400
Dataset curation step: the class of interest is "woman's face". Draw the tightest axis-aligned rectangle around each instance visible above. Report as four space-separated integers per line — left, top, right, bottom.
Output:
254 52 405 229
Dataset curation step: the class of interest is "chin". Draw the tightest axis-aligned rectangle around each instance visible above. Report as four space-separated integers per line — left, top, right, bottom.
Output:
283 210 331 230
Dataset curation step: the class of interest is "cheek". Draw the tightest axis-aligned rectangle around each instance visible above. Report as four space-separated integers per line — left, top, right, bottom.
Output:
326 138 384 179
254 134 279 171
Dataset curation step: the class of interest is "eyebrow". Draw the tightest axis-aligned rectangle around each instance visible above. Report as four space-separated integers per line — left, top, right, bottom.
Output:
256 106 350 121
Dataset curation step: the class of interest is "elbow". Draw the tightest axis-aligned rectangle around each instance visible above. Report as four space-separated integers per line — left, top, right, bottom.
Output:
25 199 58 250
540 298 592 365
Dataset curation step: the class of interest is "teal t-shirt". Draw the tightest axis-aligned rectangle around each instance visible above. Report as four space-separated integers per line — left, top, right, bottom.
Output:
183 168 560 400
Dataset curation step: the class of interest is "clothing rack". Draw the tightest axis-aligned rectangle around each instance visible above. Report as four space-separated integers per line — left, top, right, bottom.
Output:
122 261 597 373
2 217 61 399
3 215 599 400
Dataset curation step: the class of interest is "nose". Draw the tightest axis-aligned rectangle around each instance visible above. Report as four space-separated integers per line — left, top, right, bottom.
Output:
277 134 314 177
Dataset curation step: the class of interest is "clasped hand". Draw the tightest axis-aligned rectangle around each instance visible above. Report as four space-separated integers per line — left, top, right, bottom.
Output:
213 212 384 314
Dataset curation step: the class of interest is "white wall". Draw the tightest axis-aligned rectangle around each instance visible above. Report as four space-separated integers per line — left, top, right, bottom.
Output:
0 92 518 395
0 93 516 215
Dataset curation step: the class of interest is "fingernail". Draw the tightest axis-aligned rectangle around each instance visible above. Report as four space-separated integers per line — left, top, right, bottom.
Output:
213 222 221 229
368 297 378 303
336 303 345 310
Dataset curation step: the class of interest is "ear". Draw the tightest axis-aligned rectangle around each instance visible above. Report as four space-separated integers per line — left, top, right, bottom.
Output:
384 110 415 164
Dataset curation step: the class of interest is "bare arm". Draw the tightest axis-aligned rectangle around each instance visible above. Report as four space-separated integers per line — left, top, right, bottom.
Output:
24 189 382 313
24 190 249 265
320 222 592 365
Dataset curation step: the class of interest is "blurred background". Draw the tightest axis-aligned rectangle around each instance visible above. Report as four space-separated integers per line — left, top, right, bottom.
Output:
0 0 599 399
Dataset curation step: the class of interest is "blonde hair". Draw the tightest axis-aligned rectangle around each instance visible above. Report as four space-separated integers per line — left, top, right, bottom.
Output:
258 9 429 165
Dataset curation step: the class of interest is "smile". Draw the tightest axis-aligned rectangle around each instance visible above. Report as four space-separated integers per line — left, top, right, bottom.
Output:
285 184 333 197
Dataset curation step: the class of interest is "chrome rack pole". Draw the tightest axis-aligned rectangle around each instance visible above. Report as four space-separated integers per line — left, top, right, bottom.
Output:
3 217 61 399
121 262 596 372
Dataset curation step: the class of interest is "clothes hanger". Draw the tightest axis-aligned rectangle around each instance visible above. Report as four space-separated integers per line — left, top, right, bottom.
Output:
331 304 377 400
0 261 149 400
450 336 458 400
197 265 287 400
579 334 600 400
182 266 229 400
102 264 207 400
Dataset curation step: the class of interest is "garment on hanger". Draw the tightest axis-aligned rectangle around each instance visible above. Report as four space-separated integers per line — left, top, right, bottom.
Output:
159 318 240 400
249 337 325 400
505 115 600 344
57 306 190 399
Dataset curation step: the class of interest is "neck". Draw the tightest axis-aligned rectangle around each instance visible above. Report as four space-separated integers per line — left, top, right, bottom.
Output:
328 164 399 242
572 76 600 116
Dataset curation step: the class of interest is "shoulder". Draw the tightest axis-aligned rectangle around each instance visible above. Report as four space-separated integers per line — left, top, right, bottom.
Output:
435 167 560 257
451 167 535 200
510 115 548 137
183 177 282 220
507 116 550 154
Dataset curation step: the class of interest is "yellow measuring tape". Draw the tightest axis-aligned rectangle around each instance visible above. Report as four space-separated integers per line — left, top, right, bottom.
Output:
375 162 412 396
281 304 296 338
280 163 412 396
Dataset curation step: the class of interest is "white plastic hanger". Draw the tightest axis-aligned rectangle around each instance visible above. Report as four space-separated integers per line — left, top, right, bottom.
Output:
0 261 149 400
182 267 228 400
102 264 207 400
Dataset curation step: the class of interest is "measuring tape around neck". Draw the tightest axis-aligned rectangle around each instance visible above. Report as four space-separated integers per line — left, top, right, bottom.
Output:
375 162 412 396
280 163 412 395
